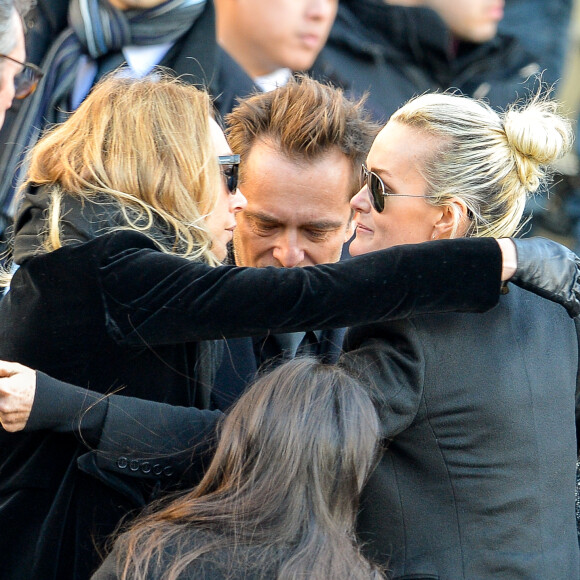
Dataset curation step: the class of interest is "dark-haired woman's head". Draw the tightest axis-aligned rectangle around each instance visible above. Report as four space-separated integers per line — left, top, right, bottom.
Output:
113 358 384 579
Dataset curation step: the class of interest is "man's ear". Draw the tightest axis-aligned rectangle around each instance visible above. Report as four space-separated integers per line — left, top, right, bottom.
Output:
433 198 470 239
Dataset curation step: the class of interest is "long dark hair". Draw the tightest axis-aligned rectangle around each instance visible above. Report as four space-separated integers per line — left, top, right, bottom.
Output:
111 357 384 579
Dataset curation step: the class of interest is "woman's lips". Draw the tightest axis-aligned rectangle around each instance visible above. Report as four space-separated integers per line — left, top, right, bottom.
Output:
300 33 322 50
355 222 373 234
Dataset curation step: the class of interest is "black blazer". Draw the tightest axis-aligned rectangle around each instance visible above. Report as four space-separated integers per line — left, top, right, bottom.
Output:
341 286 580 579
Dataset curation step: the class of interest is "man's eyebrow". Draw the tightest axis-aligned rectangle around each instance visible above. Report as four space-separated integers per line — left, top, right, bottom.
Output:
244 211 282 225
302 220 345 230
245 211 344 230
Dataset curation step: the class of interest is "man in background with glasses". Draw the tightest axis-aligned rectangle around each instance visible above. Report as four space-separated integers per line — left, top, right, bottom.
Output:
0 0 41 129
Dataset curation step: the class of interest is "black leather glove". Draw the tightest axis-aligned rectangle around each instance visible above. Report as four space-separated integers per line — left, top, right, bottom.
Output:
510 237 580 318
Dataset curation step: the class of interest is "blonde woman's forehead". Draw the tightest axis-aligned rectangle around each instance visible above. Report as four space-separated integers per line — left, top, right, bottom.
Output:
209 118 232 156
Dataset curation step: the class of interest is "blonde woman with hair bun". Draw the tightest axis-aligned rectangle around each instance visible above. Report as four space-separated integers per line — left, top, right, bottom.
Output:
344 91 580 579
352 91 573 246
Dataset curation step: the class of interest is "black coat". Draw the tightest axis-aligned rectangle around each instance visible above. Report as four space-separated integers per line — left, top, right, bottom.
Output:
211 328 345 410
312 1 542 123
0 194 502 579
27 286 580 579
341 286 580 579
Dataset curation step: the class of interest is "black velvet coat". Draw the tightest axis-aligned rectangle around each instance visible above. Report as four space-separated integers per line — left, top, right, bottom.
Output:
0 189 502 579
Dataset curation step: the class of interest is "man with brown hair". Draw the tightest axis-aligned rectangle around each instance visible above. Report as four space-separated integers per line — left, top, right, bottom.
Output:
212 75 379 408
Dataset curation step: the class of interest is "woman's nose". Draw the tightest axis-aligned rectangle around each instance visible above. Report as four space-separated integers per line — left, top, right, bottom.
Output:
230 189 247 213
350 186 371 213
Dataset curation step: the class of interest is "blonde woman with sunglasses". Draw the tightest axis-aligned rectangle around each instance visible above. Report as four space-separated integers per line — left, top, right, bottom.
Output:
342 92 580 579
0 72 577 579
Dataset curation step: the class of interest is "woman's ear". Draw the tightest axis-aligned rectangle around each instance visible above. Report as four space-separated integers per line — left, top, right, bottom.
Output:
432 198 470 239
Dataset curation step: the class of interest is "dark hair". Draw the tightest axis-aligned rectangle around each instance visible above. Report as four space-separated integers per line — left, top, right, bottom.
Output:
226 75 380 199
111 358 384 579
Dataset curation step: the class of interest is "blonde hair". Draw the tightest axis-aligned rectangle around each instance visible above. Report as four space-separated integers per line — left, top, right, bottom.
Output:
111 358 384 580
390 92 573 238
21 71 223 265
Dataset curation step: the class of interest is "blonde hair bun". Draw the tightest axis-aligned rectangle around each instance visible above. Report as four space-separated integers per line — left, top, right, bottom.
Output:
503 99 573 192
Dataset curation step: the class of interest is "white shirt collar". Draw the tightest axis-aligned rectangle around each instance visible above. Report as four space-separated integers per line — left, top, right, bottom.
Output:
254 68 292 92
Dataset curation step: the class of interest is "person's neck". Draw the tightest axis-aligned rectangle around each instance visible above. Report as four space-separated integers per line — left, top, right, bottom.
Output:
254 68 292 92
217 38 274 79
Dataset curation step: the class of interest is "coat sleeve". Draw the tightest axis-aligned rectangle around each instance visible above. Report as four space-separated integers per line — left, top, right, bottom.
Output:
339 319 426 439
98 231 502 346
25 371 222 490
88 391 221 488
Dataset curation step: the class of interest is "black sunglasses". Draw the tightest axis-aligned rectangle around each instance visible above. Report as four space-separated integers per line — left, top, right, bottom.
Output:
360 163 428 212
218 154 240 194
0 54 44 100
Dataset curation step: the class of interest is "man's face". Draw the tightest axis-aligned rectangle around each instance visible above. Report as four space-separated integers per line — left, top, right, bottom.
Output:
220 0 338 78
233 140 354 268
0 11 25 129
424 0 504 43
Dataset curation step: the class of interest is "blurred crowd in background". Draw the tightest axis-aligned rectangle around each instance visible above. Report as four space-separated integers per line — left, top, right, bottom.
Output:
2 0 580 252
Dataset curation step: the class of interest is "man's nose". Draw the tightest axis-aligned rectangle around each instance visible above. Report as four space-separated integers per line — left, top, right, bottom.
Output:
306 0 335 20
230 189 247 213
272 237 305 268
